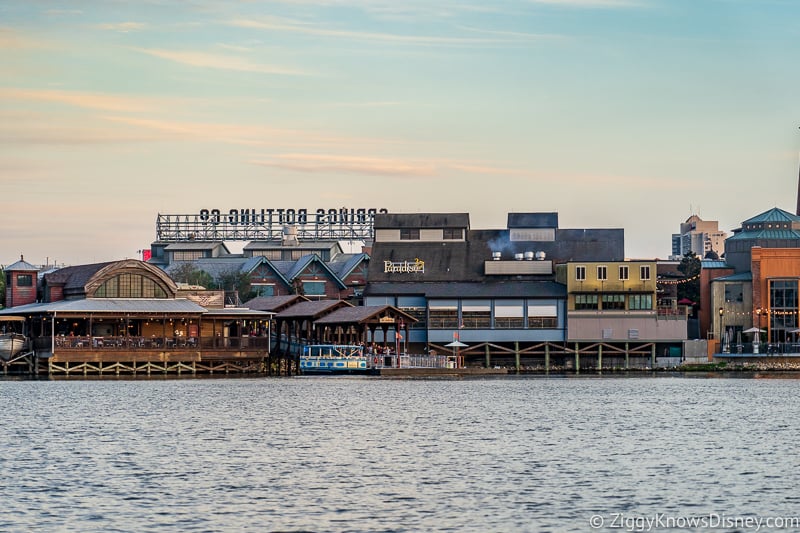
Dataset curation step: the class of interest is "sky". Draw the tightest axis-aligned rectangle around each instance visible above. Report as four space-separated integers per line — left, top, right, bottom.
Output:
2 0 799 267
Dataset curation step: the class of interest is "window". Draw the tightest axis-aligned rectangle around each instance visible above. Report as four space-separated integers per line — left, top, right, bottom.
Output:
725 283 743 303
94 273 167 298
173 250 204 261
461 300 491 328
443 228 463 240
602 294 625 310
253 250 282 260
494 300 524 329
574 294 598 310
16 274 33 287
597 266 607 281
527 301 557 329
640 265 651 281
400 229 420 240
428 300 458 329
629 294 653 310
302 281 326 296
575 266 586 281
252 284 274 297
619 265 629 281
400 307 427 329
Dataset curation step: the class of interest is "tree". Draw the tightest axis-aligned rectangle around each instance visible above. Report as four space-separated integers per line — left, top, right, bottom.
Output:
169 263 214 288
215 269 254 304
677 251 701 305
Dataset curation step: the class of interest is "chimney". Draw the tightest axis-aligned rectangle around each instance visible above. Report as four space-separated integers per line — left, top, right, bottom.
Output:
492 251 501 261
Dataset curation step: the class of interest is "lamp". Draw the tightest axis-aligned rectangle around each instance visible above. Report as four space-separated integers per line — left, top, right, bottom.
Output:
718 307 725 353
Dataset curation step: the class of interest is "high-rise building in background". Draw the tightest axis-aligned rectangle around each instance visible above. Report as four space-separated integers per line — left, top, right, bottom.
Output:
671 215 727 260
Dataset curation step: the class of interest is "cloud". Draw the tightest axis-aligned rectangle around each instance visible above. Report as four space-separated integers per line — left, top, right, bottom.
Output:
101 115 390 148
0 26 45 49
95 22 147 32
528 0 643 6
0 88 160 113
228 18 552 46
132 47 309 75
249 153 524 177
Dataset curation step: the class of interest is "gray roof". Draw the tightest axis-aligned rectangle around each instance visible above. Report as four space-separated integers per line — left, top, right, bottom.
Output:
45 262 115 289
4 256 39 271
275 300 352 319
727 229 800 241
742 207 800 224
711 272 753 282
373 213 470 230
364 281 566 299
243 295 308 312
328 253 369 278
201 307 273 317
314 305 419 324
0 298 207 315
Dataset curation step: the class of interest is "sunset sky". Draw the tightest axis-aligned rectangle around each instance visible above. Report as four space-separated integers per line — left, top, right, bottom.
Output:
2 0 799 266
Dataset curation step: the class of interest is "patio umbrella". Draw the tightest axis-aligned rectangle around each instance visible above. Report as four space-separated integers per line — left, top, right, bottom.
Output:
677 298 695 305
445 340 468 367
742 327 766 334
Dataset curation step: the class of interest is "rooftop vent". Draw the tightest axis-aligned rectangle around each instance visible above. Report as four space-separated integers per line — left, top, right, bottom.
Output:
535 251 546 261
514 253 524 261
524 251 534 261
492 251 502 261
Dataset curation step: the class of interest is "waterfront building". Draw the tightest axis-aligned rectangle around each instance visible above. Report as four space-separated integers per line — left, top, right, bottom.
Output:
705 207 800 355
4 255 38 308
0 259 275 376
671 215 726 260
363 212 628 368
559 260 688 361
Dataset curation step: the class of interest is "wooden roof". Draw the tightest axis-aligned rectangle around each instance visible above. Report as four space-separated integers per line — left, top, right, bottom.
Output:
313 305 418 326
274 299 352 320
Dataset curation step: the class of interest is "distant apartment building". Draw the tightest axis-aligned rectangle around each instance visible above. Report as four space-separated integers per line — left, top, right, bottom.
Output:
671 215 726 260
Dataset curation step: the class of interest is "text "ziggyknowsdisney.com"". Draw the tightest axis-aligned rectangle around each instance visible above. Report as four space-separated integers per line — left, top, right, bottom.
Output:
589 512 800 532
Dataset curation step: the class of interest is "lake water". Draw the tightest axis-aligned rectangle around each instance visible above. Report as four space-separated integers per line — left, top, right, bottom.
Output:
2 374 800 532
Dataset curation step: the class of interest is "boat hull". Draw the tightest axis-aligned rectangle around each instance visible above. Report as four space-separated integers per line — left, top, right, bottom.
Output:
300 357 370 374
0 334 27 361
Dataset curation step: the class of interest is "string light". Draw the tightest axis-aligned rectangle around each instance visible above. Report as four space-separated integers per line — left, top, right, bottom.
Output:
656 274 700 285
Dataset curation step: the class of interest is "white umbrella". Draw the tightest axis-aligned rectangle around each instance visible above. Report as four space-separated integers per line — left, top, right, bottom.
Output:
445 341 468 348
742 327 766 334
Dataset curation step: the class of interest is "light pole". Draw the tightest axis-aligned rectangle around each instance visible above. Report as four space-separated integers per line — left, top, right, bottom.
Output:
718 307 725 353
755 307 763 354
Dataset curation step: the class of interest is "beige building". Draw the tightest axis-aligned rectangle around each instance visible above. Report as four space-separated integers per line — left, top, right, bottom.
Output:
671 215 726 260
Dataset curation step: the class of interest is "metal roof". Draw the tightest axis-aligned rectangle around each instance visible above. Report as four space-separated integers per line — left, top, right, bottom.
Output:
701 260 730 269
243 295 309 312
726 229 800 241
373 213 470 229
742 207 800 224
164 242 230 251
4 256 39 271
201 307 273 317
0 298 207 315
274 300 352 319
711 272 753 282
314 305 419 324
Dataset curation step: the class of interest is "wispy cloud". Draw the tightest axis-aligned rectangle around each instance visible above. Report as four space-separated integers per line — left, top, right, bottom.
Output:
0 88 160 113
528 0 644 7
0 26 44 49
132 47 309 75
249 153 525 177
95 22 147 32
228 18 552 46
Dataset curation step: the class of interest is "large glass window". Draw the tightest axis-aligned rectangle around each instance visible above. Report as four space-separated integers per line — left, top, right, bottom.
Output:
252 284 275 297
428 300 458 329
602 294 625 310
575 294 598 310
629 294 653 310
95 273 167 298
461 300 491 328
16 274 33 287
494 300 524 329
527 301 557 328
770 280 799 342
400 307 426 329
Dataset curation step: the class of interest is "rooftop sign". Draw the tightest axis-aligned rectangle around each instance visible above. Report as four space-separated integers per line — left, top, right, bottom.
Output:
156 207 387 242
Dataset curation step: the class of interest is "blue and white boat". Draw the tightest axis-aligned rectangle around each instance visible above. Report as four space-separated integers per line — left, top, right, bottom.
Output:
300 344 369 374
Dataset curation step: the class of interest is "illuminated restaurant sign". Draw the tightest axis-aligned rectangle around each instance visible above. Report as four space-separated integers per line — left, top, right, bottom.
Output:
384 259 425 274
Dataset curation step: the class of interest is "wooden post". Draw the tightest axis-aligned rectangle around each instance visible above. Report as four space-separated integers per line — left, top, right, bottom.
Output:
574 342 580 374
514 341 520 374
485 344 491 368
598 344 603 372
651 343 656 369
625 342 630 370
545 343 550 374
